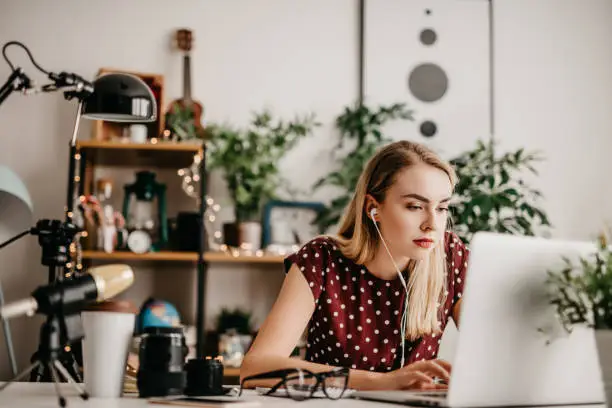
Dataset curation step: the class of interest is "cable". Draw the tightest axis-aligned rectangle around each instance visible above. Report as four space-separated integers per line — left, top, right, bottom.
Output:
0 279 17 376
2 41 49 75
370 210 415 367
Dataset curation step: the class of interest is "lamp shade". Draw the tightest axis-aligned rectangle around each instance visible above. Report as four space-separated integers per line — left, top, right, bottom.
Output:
81 73 157 122
0 166 33 239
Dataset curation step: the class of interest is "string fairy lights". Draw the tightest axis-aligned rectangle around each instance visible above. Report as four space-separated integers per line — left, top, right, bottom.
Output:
178 153 224 251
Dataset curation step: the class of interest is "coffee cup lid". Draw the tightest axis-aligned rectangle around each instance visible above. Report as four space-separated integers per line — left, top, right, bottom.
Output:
82 300 138 314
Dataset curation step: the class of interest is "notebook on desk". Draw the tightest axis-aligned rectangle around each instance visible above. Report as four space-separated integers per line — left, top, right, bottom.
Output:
353 232 606 408
148 396 261 408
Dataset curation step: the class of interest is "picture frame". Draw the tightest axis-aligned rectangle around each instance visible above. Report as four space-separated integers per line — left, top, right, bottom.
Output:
261 200 326 249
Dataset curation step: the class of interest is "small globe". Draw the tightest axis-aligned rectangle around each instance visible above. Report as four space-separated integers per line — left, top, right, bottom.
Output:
139 300 181 331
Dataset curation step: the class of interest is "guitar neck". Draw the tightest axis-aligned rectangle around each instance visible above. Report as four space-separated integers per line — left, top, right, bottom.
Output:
183 54 192 102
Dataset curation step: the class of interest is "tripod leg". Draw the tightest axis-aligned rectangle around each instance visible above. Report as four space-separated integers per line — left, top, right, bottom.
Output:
49 363 67 408
0 361 40 392
53 360 88 400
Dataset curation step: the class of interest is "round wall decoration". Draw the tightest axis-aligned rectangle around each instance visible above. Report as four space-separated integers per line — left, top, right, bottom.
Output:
407 63 448 103
419 120 437 138
419 28 437 46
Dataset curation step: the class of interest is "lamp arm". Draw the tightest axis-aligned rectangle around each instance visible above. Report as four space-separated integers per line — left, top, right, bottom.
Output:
0 68 31 107
0 229 33 251
65 101 83 221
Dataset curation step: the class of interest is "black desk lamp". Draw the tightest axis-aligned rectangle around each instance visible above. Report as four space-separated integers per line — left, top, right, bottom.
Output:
0 41 156 405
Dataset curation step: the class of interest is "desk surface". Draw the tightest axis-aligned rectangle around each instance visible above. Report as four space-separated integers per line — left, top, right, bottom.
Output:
0 382 606 408
0 382 374 408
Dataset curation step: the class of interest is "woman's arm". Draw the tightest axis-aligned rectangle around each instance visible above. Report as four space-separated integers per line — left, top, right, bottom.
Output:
452 299 463 328
448 232 469 329
241 263 452 391
240 263 386 390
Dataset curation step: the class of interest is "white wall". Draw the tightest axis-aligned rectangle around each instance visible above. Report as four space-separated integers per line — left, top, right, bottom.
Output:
0 0 611 379
494 0 612 241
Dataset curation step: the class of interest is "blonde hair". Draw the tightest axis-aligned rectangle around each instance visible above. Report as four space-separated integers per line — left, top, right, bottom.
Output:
334 140 457 341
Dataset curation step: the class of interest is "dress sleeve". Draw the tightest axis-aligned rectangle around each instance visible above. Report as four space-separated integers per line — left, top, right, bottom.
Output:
283 238 329 303
446 231 470 306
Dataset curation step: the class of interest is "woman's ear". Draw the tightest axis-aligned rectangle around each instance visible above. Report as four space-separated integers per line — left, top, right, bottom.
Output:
364 194 379 221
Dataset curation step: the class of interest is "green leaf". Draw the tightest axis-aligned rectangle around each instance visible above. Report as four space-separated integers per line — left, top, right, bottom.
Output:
500 168 510 185
534 208 551 226
487 175 495 189
502 188 519 197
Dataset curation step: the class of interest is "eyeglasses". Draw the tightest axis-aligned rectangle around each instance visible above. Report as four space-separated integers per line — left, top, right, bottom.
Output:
239 367 350 401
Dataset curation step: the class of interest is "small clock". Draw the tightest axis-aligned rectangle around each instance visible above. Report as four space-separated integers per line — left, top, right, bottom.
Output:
127 230 152 254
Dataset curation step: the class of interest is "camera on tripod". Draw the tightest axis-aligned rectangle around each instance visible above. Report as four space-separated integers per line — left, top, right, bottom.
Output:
33 219 81 268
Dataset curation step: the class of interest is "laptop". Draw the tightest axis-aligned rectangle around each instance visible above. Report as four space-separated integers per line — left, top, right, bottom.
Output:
353 232 606 407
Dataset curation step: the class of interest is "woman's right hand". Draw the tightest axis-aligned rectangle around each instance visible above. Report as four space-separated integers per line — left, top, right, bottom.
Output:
378 359 452 390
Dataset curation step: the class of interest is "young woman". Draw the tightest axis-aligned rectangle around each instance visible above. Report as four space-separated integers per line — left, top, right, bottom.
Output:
240 140 469 391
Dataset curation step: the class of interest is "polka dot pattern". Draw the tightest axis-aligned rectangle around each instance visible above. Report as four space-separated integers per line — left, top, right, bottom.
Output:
283 231 469 372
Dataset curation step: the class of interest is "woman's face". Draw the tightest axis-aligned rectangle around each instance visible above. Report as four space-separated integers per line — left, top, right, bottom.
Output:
373 163 453 261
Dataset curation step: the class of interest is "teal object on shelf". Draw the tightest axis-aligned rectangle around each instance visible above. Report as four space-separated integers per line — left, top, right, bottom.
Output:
122 171 168 251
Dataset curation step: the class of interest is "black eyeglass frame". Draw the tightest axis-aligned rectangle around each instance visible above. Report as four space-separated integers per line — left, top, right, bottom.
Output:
239 367 350 400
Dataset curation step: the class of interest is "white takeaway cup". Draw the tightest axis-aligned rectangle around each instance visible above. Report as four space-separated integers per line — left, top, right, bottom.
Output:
81 300 137 398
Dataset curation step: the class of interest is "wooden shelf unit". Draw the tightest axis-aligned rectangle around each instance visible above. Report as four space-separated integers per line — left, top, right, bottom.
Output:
75 112 285 359
81 250 286 264
74 88 213 357
77 140 202 169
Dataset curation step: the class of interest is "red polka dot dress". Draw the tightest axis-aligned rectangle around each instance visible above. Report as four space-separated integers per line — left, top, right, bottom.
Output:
283 231 469 372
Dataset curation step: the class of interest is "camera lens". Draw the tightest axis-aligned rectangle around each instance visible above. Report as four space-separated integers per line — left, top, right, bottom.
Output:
185 358 224 396
137 326 188 398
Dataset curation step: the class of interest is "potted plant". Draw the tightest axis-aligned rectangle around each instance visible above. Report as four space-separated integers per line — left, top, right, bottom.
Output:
545 231 612 403
312 101 414 233
207 110 319 249
449 139 551 244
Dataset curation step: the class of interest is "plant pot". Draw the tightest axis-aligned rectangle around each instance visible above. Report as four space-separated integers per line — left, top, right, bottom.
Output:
595 329 612 404
238 221 262 250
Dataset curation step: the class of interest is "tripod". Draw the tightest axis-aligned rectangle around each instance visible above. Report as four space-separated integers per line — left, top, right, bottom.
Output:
31 219 84 383
0 312 89 407
0 219 84 383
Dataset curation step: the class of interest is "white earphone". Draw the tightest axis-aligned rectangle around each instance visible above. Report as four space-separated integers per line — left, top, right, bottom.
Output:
368 206 411 367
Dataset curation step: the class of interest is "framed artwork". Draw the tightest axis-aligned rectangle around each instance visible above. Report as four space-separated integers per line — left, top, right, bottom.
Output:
261 200 326 249
364 0 489 157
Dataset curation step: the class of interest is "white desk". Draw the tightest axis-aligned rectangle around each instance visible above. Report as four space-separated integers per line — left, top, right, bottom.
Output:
0 382 380 408
0 383 607 408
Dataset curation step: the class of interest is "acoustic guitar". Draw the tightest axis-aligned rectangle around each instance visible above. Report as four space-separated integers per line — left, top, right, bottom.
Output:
165 29 205 141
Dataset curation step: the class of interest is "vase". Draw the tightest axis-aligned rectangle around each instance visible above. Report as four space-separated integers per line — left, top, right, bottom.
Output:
595 329 612 404
238 221 262 250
